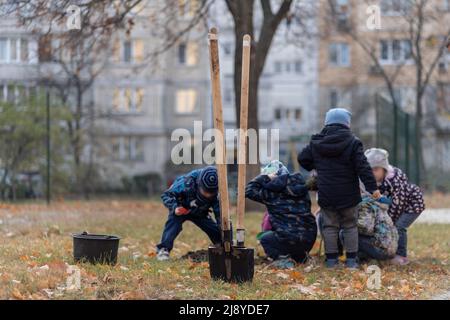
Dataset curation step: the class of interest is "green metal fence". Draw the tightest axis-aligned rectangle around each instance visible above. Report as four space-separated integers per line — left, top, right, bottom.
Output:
375 94 420 184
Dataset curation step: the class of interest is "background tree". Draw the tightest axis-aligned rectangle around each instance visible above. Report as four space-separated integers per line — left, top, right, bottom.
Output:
3 0 312 194
0 92 69 200
3 0 147 197
325 0 450 184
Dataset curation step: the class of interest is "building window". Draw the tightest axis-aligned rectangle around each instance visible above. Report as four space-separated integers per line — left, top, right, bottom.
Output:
380 0 412 15
113 88 144 113
178 43 186 64
20 39 29 61
0 84 5 102
275 108 281 120
274 61 303 74
444 0 450 10
0 84 35 105
176 89 197 114
115 39 144 63
330 90 339 108
274 62 282 73
133 40 144 62
178 42 198 66
224 88 233 104
285 62 291 73
123 41 132 62
380 39 412 64
329 43 350 67
274 107 302 122
223 42 232 55
38 35 52 62
112 136 145 162
6 84 15 103
0 38 7 61
333 0 350 26
0 37 30 63
329 89 352 109
178 0 199 17
294 61 302 73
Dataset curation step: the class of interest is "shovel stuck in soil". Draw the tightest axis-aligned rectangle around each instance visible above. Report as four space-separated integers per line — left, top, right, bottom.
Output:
207 28 254 283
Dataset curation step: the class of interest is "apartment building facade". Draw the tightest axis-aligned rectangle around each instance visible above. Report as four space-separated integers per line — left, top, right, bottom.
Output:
209 0 320 170
318 0 450 174
0 2 215 188
0 0 320 189
93 2 213 186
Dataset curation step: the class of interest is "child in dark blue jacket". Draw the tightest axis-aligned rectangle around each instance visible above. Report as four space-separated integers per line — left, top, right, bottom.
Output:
157 166 221 261
246 161 317 266
298 108 380 269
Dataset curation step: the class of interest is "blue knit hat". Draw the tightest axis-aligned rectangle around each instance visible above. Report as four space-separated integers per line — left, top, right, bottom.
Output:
198 166 218 194
325 108 352 127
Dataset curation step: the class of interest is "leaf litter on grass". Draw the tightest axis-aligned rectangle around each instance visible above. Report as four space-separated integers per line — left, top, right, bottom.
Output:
0 200 448 299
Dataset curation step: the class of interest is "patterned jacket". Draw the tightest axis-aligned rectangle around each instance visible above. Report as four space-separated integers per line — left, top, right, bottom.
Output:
161 169 220 222
245 173 317 244
379 167 425 223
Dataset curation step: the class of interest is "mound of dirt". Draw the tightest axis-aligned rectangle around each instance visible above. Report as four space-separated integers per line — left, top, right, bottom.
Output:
181 250 209 262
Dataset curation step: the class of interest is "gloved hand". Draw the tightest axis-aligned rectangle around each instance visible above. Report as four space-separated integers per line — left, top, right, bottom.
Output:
305 175 318 191
377 196 392 205
372 190 382 200
175 207 190 216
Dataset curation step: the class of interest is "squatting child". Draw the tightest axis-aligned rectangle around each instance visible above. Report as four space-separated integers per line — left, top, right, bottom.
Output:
364 148 425 265
157 166 221 261
245 161 317 268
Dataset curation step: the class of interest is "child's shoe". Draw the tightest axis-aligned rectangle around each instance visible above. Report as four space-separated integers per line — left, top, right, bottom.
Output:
389 255 409 266
345 258 359 269
325 258 339 269
157 248 170 261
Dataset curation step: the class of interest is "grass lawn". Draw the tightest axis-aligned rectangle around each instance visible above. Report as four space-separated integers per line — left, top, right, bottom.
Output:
0 200 448 300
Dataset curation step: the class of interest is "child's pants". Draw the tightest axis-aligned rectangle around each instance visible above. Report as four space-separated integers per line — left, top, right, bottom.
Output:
321 206 358 257
157 213 221 252
395 212 420 257
259 231 314 263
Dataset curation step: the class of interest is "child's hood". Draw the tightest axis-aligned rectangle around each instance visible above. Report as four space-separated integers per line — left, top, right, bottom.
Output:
311 124 354 157
263 173 309 198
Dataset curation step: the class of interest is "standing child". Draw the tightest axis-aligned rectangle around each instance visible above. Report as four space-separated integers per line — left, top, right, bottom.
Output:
156 166 222 261
298 108 380 269
246 161 317 267
364 148 425 265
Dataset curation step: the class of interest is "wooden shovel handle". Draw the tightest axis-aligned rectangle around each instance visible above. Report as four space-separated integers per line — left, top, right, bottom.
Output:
237 34 251 231
208 27 231 232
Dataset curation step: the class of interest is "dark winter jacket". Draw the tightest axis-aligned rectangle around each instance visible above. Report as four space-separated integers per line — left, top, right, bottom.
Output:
379 167 425 223
245 173 317 245
298 124 377 210
161 169 220 222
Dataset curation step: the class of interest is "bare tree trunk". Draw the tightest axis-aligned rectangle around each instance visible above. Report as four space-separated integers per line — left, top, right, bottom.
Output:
227 0 293 210
415 74 425 185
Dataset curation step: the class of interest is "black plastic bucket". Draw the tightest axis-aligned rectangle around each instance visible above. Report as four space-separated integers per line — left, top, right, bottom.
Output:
73 231 120 265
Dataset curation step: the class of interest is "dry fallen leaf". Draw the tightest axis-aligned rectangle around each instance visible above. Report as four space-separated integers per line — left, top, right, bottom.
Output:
289 270 304 281
290 284 316 296
11 288 25 300
276 272 289 280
